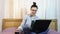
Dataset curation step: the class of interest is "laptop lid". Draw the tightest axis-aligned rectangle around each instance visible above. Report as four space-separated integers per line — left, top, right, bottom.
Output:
31 20 51 33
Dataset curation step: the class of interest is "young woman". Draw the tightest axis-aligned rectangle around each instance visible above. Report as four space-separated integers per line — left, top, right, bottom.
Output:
17 2 49 34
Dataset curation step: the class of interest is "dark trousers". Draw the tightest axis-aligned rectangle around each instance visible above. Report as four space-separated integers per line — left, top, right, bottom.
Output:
23 28 49 34
23 27 31 34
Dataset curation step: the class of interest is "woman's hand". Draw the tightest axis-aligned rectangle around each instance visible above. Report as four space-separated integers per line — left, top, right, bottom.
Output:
16 29 23 34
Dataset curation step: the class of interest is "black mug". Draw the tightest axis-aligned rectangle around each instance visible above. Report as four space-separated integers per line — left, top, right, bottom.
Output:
15 32 19 34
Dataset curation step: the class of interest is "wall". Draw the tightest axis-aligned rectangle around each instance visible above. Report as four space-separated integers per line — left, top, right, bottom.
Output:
57 0 60 32
4 0 14 18
0 0 4 33
46 0 57 19
3 0 27 19
13 0 27 19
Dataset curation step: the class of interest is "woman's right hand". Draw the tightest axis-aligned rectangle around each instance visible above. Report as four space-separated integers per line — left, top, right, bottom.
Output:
16 29 23 34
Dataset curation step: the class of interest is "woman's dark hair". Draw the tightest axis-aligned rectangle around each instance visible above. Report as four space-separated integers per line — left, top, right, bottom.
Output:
31 2 38 9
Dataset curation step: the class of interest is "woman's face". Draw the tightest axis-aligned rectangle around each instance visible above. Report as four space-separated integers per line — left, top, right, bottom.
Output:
30 7 38 16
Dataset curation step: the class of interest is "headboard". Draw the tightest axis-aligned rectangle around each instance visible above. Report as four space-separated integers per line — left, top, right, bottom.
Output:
2 19 57 31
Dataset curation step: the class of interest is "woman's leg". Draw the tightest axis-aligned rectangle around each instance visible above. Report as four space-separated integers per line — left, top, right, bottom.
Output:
31 32 36 34
39 29 49 34
23 27 31 34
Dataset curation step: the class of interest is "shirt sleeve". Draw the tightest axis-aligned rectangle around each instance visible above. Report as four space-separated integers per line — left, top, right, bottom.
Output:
17 15 27 30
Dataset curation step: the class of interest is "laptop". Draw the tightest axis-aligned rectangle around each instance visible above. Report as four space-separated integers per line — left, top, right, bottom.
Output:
30 19 51 33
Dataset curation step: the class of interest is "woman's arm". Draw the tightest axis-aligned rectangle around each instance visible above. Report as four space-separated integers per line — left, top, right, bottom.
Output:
17 15 27 31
